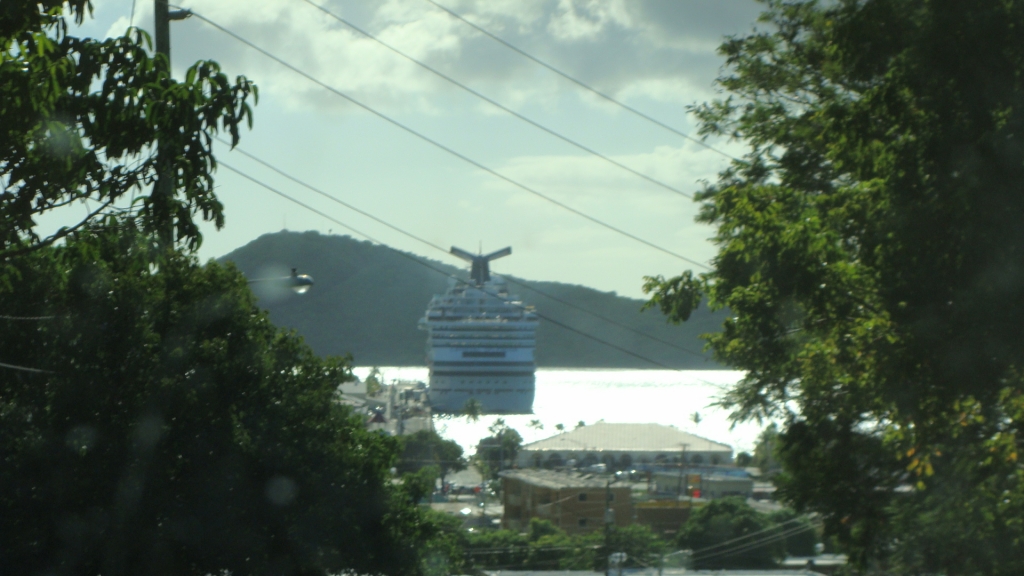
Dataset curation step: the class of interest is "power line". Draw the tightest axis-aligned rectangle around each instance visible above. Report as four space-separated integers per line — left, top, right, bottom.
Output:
181 8 709 271
216 139 709 360
217 159 680 369
692 520 819 563
423 0 741 163
300 0 694 200
690 516 806 555
0 360 53 374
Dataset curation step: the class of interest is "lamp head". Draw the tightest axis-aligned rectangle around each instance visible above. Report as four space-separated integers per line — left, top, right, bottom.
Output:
290 268 314 294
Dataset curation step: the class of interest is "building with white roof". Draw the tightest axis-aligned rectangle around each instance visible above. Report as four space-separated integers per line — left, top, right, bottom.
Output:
516 422 733 469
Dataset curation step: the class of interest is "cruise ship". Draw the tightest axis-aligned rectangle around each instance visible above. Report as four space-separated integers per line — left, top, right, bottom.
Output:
419 246 538 414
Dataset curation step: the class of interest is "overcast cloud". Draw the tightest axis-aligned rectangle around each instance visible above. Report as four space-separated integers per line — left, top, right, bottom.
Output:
74 0 764 299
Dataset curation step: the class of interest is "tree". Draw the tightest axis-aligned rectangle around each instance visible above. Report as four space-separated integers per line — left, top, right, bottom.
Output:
364 366 383 397
397 429 467 487
678 497 784 569
767 509 818 557
1 5 450 575
644 0 1024 572
462 397 482 422
0 231 439 575
1 0 255 258
474 419 523 480
735 452 753 467
752 423 781 475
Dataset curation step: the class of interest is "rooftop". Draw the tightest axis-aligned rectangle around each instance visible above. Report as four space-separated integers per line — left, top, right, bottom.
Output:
499 469 627 490
521 422 731 454
479 565 823 569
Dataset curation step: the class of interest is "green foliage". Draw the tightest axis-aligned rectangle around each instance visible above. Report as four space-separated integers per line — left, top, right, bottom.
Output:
767 509 818 557
417 509 470 576
1 3 256 257
474 419 523 480
401 465 440 504
466 527 530 569
0 231 434 575
398 429 467 486
678 497 785 569
602 524 669 571
364 366 382 397
222 231 725 368
464 518 667 572
646 0 1024 572
752 423 781 474
735 451 753 467
462 397 482 422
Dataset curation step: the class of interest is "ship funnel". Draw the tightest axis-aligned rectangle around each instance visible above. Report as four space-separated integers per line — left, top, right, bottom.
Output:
451 246 511 285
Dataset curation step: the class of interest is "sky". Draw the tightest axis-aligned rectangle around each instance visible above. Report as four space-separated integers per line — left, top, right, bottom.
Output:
70 0 764 299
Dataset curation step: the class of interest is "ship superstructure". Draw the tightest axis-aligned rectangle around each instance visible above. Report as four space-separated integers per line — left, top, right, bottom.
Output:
419 247 538 414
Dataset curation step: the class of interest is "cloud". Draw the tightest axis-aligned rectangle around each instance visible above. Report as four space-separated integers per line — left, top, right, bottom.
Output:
490 141 731 204
159 0 761 115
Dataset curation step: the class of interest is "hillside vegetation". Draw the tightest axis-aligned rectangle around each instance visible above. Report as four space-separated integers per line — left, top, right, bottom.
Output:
221 231 724 368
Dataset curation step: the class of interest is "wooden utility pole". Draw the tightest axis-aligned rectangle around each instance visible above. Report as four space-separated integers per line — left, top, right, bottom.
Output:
153 0 190 246
676 443 689 499
604 478 614 576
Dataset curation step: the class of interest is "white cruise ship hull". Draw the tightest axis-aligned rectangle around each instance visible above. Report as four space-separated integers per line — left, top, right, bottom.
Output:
427 373 535 414
419 250 538 415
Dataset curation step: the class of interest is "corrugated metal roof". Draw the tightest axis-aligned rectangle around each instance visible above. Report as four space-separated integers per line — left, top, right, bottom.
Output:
499 469 618 489
483 565 827 569
521 422 731 453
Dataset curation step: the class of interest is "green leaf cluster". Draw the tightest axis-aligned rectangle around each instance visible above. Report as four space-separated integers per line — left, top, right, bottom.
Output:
645 0 1024 572
1 1 256 258
0 230 438 575
397 429 467 488
464 518 666 572
474 419 524 480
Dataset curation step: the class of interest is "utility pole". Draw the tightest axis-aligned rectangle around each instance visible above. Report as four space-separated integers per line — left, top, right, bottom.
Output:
153 0 190 246
675 443 688 500
604 478 615 576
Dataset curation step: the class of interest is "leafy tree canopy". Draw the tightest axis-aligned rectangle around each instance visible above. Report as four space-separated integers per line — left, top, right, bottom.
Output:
1 0 255 260
463 519 667 572
678 497 785 569
397 430 467 487
0 230 435 575
645 0 1024 572
475 419 523 480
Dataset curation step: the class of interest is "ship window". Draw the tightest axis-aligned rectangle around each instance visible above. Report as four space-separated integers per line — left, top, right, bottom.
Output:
463 351 506 358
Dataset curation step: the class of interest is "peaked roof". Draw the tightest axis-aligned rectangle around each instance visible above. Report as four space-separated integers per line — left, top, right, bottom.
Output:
522 422 731 453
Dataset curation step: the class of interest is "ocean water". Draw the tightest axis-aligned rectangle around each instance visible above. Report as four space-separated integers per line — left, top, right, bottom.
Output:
352 367 766 456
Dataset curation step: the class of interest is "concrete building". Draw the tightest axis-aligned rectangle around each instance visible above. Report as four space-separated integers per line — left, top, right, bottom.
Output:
652 471 754 499
517 422 733 469
500 469 632 534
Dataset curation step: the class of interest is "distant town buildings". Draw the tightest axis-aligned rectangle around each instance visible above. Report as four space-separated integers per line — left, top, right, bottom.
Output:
652 471 754 500
516 422 733 469
500 469 632 534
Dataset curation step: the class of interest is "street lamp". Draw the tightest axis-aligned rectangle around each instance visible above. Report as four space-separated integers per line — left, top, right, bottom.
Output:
247 268 314 294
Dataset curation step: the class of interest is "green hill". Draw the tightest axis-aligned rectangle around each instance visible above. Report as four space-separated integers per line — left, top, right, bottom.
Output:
220 231 725 368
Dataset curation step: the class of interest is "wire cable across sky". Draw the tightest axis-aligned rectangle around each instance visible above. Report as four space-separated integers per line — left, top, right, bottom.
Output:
181 7 711 271
300 0 695 200
217 158 695 369
424 0 742 163
216 138 710 360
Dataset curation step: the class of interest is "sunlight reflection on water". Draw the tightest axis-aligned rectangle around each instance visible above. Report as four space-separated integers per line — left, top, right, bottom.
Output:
352 368 766 455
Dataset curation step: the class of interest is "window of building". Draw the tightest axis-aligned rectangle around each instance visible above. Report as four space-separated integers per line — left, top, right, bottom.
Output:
578 493 587 501
578 518 587 527
607 492 615 502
